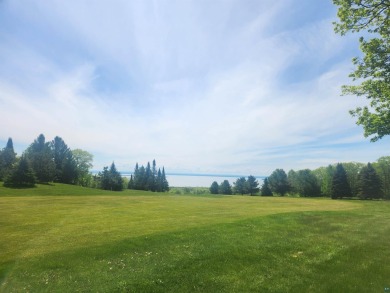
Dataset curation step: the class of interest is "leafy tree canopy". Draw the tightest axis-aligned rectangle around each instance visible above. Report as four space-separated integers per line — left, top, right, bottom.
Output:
333 0 390 141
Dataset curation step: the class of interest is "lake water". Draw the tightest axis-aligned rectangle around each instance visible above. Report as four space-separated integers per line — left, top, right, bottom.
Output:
118 172 265 187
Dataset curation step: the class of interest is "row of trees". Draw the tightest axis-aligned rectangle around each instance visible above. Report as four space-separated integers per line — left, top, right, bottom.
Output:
128 160 169 192
0 135 93 187
210 176 261 195
209 157 388 199
1 134 170 192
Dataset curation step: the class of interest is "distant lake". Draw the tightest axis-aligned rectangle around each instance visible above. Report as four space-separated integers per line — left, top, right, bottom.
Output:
117 171 265 187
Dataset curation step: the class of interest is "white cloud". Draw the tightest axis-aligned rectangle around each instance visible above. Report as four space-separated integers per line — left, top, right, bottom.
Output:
0 0 387 177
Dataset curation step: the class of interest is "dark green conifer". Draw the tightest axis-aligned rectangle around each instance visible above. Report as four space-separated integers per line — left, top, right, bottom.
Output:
331 163 352 199
261 178 273 196
357 163 382 199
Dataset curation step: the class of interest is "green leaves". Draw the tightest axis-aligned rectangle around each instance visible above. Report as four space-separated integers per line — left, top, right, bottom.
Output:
333 0 390 141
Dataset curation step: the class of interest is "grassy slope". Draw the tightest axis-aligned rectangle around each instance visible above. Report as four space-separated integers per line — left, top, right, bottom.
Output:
0 184 389 292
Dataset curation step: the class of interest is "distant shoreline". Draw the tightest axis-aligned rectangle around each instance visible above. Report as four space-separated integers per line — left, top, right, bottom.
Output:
91 170 265 179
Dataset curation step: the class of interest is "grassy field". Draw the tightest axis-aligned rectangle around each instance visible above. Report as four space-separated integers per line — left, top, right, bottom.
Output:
1 184 390 292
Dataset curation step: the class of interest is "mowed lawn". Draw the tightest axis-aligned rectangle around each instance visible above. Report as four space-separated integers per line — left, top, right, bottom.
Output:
1 184 390 292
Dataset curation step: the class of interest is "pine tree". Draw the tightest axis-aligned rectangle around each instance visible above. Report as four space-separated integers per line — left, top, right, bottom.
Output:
246 175 260 195
233 177 247 195
209 181 219 194
99 162 123 191
25 134 55 183
357 163 383 199
268 169 290 196
0 138 17 180
331 163 352 199
128 175 134 189
4 155 36 188
260 178 273 196
161 167 169 192
219 180 232 195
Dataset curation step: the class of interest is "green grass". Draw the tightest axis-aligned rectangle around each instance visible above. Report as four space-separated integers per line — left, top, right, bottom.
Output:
1 184 389 292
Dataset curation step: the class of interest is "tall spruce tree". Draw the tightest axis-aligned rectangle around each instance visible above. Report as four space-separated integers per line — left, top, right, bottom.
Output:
331 163 352 199
0 138 17 180
51 136 77 183
25 134 55 183
357 163 382 199
260 178 273 196
246 175 260 196
161 167 169 192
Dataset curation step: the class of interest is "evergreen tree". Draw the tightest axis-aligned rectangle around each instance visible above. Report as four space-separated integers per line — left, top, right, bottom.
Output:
61 151 78 184
373 156 390 199
268 169 290 196
25 134 55 183
99 162 123 191
129 161 169 192
246 175 260 195
151 159 157 191
260 178 273 196
233 177 247 195
128 175 134 189
357 163 383 199
161 167 169 192
0 138 17 180
219 180 232 195
156 168 162 192
209 181 219 194
331 163 352 199
4 155 36 188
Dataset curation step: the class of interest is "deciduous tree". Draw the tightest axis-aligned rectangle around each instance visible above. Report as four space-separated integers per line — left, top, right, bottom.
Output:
333 0 390 141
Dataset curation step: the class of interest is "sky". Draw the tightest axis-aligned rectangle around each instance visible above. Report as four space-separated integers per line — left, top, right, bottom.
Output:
0 0 389 178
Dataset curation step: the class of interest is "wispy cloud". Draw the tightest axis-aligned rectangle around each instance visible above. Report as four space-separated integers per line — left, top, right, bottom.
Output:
0 0 387 176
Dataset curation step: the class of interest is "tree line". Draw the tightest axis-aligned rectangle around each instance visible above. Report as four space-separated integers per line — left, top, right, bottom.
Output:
210 158 389 199
0 135 93 188
0 134 169 192
128 160 169 192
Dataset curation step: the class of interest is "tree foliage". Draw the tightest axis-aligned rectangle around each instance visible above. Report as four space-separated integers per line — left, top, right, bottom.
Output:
219 180 232 195
373 156 390 199
312 165 335 197
260 178 273 196
0 138 17 180
72 149 94 187
4 155 36 188
209 181 219 194
268 169 290 196
233 177 247 195
99 162 123 191
331 163 352 199
288 169 321 197
358 162 383 199
25 134 56 183
333 0 390 141
129 161 169 192
246 175 260 196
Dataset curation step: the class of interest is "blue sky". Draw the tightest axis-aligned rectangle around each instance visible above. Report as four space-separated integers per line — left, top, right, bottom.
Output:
0 0 388 176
